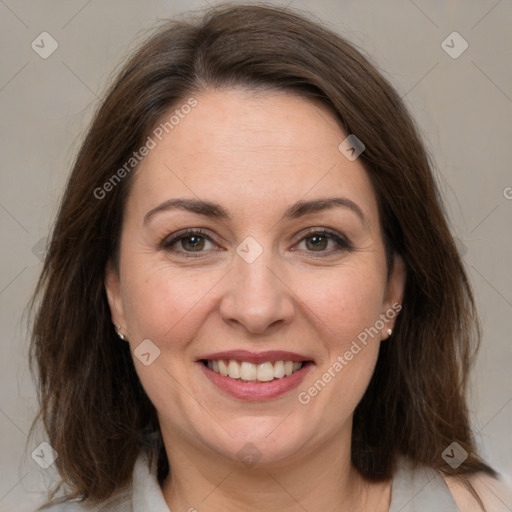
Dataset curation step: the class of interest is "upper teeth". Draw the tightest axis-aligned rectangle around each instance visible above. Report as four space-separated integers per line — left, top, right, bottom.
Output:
206 360 303 382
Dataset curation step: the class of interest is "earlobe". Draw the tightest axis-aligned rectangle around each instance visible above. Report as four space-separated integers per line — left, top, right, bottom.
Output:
104 261 126 331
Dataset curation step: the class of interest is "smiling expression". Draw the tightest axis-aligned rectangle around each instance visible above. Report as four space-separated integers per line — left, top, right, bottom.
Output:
105 87 404 467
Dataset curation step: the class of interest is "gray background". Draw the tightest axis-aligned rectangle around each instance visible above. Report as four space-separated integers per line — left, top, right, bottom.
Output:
0 1 511 510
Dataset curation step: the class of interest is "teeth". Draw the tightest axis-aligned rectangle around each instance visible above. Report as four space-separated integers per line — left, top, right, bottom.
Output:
256 362 274 382
218 359 229 377
228 360 240 379
274 360 285 378
205 359 305 382
240 361 257 380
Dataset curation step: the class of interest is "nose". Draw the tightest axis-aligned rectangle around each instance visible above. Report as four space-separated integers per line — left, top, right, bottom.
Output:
219 250 295 335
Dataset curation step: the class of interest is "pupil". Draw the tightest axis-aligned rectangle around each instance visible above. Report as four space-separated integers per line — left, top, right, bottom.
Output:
183 236 203 251
307 235 327 251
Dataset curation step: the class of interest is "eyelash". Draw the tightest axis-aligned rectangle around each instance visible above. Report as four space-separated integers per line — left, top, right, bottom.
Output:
161 228 353 258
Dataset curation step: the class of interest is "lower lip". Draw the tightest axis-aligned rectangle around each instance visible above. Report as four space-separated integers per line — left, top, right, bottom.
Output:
198 362 313 401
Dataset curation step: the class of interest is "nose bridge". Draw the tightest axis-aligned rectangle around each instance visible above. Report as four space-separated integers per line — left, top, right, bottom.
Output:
234 233 275 281
219 238 294 333
237 249 279 298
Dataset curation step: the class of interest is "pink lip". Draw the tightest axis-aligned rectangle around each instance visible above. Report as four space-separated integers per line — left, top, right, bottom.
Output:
198 350 312 364
198 361 314 401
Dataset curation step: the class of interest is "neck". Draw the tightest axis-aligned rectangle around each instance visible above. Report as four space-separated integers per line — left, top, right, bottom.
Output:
160 426 391 512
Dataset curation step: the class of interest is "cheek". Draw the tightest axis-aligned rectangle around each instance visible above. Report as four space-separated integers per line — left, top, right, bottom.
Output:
294 263 385 410
296 262 386 345
297 324 381 439
120 256 220 347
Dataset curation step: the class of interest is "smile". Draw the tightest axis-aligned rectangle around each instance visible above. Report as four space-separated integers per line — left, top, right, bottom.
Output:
203 359 304 382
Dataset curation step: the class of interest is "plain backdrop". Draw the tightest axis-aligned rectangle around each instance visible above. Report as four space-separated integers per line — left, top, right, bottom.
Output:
0 1 511 510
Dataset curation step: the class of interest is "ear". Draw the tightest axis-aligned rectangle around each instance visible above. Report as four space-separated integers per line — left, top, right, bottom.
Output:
104 260 127 336
380 254 406 339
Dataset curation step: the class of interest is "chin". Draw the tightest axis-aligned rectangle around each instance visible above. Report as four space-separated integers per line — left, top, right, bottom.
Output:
198 420 314 467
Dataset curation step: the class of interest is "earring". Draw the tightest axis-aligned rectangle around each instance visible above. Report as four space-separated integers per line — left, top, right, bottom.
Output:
117 325 125 341
386 328 393 336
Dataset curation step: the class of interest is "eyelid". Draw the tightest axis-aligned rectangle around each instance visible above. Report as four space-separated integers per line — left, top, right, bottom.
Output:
161 227 352 256
293 227 353 253
161 228 217 251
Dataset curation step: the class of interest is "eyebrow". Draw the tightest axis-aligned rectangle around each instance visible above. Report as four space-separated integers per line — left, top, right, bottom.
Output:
144 197 368 228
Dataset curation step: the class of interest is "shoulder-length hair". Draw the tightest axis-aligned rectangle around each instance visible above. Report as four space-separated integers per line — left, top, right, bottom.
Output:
30 2 495 507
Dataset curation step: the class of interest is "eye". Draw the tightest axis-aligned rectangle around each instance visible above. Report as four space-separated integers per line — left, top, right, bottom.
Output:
161 228 352 258
294 229 352 255
162 229 218 256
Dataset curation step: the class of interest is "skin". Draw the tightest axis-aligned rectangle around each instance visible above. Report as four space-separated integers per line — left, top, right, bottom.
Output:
105 88 406 511
445 473 512 512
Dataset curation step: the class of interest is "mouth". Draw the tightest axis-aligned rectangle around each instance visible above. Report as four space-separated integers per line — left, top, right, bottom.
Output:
197 350 314 400
201 358 309 382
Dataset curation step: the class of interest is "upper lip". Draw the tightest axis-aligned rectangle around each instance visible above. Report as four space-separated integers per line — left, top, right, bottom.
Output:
198 350 313 364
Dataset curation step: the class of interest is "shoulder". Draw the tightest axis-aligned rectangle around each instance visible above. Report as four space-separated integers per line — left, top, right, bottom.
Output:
390 458 512 512
36 452 157 512
390 458 460 511
442 471 512 512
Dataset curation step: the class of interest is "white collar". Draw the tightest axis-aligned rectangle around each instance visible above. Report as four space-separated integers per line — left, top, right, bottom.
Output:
132 453 171 512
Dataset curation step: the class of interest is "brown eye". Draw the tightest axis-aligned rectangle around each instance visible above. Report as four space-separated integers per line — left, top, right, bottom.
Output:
295 229 351 255
162 229 217 256
304 234 329 251
180 235 206 251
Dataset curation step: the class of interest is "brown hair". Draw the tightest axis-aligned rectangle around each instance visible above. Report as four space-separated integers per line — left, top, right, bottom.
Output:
29 2 496 508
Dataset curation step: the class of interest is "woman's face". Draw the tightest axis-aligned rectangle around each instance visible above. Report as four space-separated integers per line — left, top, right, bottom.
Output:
105 88 404 468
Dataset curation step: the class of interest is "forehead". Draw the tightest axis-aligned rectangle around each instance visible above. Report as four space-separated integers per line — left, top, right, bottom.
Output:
128 88 379 227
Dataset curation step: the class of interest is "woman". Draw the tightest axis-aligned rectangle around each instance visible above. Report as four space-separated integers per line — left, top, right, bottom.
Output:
29 3 509 511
